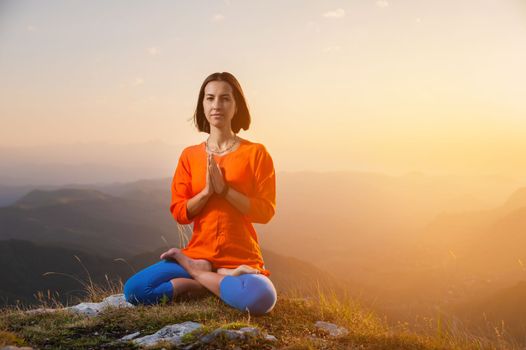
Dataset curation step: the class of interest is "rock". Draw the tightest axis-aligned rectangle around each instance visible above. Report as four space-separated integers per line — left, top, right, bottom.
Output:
1 347 34 350
120 322 277 349
67 302 102 317
119 331 141 341
24 294 133 317
199 326 276 344
131 321 202 347
199 328 244 343
315 321 349 337
100 294 133 308
238 327 260 337
66 293 134 317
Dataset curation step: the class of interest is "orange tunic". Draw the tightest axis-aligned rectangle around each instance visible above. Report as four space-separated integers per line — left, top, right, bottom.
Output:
169 138 276 277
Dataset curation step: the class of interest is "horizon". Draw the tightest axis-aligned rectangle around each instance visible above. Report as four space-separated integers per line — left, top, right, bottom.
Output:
2 139 526 180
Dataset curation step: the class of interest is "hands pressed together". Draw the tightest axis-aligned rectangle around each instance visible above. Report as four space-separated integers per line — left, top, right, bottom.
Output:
204 153 228 197
183 150 250 223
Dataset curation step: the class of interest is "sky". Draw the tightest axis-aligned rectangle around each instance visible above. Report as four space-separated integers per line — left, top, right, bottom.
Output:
1 0 526 176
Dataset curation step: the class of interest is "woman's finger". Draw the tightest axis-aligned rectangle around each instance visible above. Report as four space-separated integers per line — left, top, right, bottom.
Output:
214 161 222 175
209 157 219 175
212 171 220 189
210 160 219 177
210 168 222 193
212 164 222 183
209 166 218 186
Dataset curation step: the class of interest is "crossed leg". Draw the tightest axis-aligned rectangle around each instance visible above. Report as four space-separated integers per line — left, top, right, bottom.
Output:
159 247 261 297
124 249 277 315
124 258 217 304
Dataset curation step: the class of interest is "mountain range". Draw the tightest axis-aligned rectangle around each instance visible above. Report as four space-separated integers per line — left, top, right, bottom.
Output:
0 188 179 257
2 173 526 340
0 187 348 306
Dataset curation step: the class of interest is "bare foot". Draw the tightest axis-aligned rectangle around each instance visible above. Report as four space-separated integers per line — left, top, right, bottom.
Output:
217 265 261 276
160 248 212 277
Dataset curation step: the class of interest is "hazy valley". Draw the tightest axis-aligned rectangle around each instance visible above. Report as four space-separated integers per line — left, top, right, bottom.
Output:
1 170 526 343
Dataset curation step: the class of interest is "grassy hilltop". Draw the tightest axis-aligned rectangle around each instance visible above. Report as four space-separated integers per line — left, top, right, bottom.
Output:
0 281 516 350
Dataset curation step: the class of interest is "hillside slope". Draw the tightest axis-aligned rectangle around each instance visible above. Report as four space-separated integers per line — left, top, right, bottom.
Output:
0 287 511 349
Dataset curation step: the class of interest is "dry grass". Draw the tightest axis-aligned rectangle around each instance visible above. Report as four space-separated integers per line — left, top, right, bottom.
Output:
0 265 522 349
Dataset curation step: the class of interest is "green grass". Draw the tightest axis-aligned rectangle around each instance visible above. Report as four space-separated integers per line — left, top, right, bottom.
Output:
0 281 519 349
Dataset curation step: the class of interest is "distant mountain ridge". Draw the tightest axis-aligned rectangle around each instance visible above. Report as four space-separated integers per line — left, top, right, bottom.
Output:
420 186 526 267
0 187 181 258
14 188 115 209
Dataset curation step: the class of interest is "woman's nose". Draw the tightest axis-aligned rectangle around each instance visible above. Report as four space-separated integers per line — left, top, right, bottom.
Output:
212 99 222 109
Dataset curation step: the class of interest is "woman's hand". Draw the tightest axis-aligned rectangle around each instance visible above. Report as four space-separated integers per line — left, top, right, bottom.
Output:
209 155 227 194
160 247 180 261
201 154 215 198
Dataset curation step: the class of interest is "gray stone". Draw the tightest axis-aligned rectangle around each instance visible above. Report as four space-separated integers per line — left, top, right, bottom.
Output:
66 293 134 317
238 327 260 337
199 328 243 343
120 331 141 341
199 327 277 345
132 321 202 347
315 321 349 337
118 323 278 349
101 294 133 308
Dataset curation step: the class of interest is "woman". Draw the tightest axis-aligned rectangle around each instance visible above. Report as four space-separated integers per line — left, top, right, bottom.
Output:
124 72 277 316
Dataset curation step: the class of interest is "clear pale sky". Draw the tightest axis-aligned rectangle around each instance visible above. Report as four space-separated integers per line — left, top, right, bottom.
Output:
1 0 525 176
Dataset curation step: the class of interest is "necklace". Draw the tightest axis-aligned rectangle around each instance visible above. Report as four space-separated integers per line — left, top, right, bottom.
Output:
206 135 239 155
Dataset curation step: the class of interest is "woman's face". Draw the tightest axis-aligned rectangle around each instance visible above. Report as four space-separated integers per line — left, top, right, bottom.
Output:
203 80 237 131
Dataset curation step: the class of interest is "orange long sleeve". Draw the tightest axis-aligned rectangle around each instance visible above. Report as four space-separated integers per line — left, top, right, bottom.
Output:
169 138 276 276
170 151 193 225
246 146 276 224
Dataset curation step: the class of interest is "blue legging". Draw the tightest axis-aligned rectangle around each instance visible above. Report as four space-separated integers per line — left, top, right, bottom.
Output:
123 260 277 316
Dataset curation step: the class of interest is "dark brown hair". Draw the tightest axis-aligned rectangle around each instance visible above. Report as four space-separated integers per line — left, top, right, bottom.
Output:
193 72 251 133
